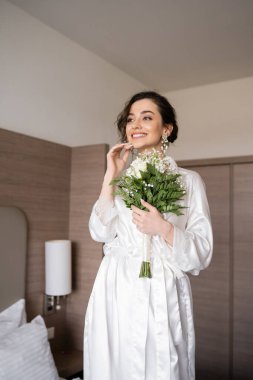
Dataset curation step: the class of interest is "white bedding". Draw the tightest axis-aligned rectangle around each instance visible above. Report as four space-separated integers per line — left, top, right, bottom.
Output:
0 314 59 379
0 299 26 340
0 300 64 380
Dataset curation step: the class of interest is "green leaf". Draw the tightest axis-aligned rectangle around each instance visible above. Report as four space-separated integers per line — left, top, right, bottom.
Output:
111 160 187 216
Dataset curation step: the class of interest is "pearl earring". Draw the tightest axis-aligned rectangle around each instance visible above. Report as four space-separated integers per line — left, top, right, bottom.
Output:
161 134 168 154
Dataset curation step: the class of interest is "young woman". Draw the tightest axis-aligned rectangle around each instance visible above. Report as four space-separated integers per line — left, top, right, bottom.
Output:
84 91 213 380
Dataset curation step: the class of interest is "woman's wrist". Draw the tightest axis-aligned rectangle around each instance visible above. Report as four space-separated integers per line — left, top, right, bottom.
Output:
160 220 174 246
99 172 115 200
104 168 119 183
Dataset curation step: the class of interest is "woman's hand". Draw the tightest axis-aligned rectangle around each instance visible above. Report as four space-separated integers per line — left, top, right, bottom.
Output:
106 143 133 180
131 199 174 245
100 143 133 201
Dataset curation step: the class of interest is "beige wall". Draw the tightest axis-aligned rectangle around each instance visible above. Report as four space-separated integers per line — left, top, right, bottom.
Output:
1 0 252 161
0 0 145 147
165 76 253 160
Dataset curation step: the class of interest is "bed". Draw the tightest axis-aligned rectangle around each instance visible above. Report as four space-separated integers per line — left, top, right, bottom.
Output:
0 206 81 380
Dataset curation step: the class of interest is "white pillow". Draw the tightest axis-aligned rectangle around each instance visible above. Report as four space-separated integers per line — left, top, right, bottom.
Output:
0 299 26 339
0 315 59 380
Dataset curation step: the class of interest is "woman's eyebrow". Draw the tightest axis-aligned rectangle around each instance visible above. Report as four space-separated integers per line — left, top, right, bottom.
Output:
141 110 155 115
128 110 155 116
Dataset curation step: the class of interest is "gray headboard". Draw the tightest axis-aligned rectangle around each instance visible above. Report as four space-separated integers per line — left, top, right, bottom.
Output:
0 207 27 312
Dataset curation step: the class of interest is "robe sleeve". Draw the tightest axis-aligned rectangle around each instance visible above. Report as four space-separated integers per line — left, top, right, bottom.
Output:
170 171 213 275
89 196 118 243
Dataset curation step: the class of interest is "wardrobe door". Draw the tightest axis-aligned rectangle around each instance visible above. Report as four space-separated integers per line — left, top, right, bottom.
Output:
233 163 253 380
188 165 231 380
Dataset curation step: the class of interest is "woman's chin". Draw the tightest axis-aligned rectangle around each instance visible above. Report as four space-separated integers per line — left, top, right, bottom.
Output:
131 140 148 150
132 142 162 153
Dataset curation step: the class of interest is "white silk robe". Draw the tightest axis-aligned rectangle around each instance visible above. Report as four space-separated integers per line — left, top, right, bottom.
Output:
84 157 213 380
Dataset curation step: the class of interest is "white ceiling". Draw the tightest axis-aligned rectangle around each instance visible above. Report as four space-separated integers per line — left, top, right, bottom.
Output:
7 0 253 92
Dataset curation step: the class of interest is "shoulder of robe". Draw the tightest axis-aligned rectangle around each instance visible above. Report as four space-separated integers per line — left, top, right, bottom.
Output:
177 167 206 190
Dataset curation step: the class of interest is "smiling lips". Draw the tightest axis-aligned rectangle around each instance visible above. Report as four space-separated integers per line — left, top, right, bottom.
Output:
131 133 147 139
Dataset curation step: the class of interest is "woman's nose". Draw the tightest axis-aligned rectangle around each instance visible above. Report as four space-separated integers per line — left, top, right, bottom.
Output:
132 118 142 129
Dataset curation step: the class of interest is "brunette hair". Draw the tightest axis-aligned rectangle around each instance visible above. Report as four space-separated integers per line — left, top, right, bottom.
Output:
116 91 178 143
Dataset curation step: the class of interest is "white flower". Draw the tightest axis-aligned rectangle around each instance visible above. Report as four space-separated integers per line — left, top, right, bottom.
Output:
126 157 147 178
126 149 176 179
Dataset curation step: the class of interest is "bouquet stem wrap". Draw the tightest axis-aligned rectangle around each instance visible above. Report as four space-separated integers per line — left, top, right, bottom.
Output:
139 234 152 278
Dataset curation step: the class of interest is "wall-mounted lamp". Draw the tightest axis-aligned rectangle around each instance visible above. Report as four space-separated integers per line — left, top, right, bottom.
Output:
44 240 72 314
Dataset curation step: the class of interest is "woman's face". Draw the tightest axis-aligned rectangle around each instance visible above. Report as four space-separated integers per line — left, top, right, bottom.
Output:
125 99 170 153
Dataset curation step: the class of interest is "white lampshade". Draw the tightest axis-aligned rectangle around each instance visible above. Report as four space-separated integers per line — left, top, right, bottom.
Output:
45 240 72 296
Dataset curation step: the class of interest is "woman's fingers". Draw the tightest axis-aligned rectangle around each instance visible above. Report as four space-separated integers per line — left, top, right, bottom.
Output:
108 144 125 156
106 142 133 178
131 202 163 235
122 147 131 163
124 142 133 150
140 199 156 212
131 205 145 215
108 143 132 155
132 202 156 214
132 212 142 223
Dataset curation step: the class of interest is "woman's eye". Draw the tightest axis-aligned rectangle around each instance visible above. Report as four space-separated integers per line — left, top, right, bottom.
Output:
127 118 133 123
144 116 152 121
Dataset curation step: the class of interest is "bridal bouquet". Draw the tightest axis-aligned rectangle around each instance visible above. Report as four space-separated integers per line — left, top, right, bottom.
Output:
111 149 186 278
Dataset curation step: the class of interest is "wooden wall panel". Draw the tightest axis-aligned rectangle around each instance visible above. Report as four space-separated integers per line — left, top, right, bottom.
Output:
0 128 107 353
67 144 107 350
233 163 253 380
0 128 71 350
182 164 231 380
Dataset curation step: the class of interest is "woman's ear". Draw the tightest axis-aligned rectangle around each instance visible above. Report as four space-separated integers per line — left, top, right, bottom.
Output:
164 124 173 137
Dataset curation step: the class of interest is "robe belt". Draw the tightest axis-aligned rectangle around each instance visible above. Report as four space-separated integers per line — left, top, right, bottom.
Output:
157 253 184 279
103 242 185 279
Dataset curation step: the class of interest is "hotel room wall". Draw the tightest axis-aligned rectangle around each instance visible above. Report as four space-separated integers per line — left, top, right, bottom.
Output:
0 127 107 352
0 128 71 351
67 144 107 350
179 156 253 380
0 0 145 148
166 76 253 161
